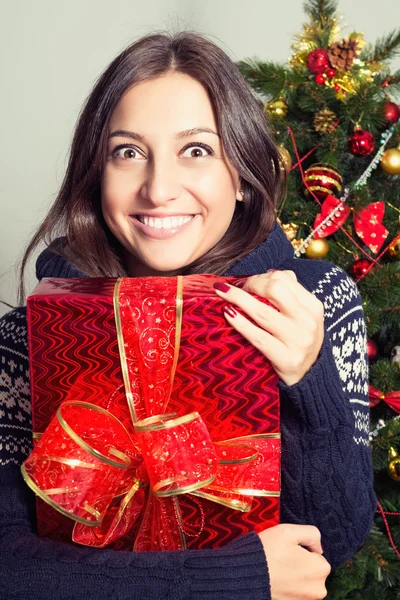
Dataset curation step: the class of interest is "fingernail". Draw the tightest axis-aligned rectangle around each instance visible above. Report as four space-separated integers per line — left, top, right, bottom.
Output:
223 304 237 319
234 279 246 289
213 281 231 294
267 269 277 273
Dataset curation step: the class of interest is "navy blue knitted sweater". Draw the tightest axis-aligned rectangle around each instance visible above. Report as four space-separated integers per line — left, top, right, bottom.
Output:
0 225 376 599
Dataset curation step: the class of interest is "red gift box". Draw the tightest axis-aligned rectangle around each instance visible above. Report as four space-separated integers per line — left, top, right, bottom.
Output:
24 275 280 551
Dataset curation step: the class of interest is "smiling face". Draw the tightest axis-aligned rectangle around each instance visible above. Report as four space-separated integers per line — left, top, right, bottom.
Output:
101 72 243 277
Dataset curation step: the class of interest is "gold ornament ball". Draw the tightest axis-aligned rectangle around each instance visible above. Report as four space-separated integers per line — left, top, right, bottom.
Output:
380 147 400 175
388 447 400 481
277 145 292 171
305 238 330 259
265 99 288 119
388 234 400 260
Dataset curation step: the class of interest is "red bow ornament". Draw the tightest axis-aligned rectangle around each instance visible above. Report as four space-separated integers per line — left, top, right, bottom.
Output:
369 385 400 413
314 195 389 254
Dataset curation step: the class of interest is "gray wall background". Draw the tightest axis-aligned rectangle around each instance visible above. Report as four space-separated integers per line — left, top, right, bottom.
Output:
1 0 399 315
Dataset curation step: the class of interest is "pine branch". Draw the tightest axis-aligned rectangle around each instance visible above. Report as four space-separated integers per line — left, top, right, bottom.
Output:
390 68 400 85
384 68 400 94
236 60 293 96
358 265 400 308
370 359 400 393
362 30 400 64
303 0 338 24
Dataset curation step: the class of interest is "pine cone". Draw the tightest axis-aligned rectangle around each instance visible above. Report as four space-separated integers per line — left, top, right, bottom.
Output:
328 38 359 71
314 109 337 134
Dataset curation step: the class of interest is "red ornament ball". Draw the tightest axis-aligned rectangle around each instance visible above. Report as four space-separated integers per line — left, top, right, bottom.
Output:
314 73 326 85
307 48 330 74
384 101 400 123
350 259 372 279
367 339 379 363
334 83 341 92
326 68 337 78
348 129 375 156
303 163 343 198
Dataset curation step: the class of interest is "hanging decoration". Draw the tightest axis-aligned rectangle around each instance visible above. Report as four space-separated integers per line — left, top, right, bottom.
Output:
314 109 338 134
313 197 389 254
369 386 400 412
367 339 379 363
281 222 299 241
384 101 400 123
391 345 400 369
388 447 400 481
264 98 288 119
277 145 292 171
306 48 330 73
304 238 330 259
388 234 400 260
380 145 400 175
348 129 375 157
327 38 359 71
303 164 343 198
350 259 373 279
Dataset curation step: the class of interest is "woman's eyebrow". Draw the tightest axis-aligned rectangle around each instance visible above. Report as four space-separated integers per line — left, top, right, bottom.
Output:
108 127 220 142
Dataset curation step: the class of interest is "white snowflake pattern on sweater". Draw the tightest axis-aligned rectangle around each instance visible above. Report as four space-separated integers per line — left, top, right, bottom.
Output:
311 266 370 446
0 308 31 465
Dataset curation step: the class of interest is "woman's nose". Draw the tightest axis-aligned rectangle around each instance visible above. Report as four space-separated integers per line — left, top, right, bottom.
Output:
139 159 181 207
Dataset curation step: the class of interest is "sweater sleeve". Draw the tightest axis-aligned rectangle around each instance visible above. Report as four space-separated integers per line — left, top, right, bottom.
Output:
279 265 376 570
0 309 271 600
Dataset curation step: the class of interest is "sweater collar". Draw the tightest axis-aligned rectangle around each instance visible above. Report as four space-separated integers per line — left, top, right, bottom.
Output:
224 223 294 276
36 224 294 280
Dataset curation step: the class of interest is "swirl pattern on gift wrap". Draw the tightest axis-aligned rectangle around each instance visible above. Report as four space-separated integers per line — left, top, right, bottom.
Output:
118 278 179 420
167 276 280 549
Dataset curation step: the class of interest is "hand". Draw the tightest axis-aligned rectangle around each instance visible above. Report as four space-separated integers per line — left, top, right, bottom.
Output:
214 271 324 386
258 524 331 600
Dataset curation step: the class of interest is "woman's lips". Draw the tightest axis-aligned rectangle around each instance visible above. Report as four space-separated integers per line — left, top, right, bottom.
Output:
129 214 199 239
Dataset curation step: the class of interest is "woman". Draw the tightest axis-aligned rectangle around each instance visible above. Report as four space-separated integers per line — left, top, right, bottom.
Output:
0 31 375 600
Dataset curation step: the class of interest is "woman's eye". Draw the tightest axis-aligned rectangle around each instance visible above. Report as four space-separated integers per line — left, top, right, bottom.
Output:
181 143 214 158
112 146 144 160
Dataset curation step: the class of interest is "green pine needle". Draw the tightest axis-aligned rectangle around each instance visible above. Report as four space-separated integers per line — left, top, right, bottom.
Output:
362 30 400 63
303 0 338 23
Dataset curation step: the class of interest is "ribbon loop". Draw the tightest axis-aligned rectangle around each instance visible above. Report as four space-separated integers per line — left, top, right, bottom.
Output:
369 385 400 412
134 411 219 497
23 400 280 546
314 196 389 254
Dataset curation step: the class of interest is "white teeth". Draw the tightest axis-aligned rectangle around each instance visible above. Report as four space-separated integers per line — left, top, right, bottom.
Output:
139 215 193 229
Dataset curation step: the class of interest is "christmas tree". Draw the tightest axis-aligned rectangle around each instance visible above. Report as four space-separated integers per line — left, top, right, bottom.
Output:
238 1 400 597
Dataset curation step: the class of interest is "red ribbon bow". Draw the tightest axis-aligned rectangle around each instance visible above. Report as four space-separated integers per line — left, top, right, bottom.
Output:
314 196 389 254
369 385 400 412
22 401 280 549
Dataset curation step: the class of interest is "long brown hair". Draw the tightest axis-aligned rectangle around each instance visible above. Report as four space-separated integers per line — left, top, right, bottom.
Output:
18 31 284 304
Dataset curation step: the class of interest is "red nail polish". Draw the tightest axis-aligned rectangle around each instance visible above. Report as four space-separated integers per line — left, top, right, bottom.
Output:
213 281 231 293
223 305 237 318
235 281 246 289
